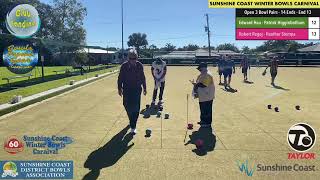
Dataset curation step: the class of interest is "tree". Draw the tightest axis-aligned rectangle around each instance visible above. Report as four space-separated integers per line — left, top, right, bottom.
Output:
216 43 240 52
183 44 199 51
254 40 304 53
149 44 158 50
241 46 250 54
162 43 176 52
51 0 87 45
127 33 148 57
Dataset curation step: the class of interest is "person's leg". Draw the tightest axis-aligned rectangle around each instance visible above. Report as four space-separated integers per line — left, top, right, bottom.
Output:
152 81 158 104
159 81 165 102
228 74 232 87
123 91 134 129
204 100 213 125
199 101 206 123
242 69 246 81
223 73 228 89
244 69 248 80
131 90 141 131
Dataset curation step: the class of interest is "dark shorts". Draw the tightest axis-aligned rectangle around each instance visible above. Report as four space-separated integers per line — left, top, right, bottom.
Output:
271 71 277 77
223 69 232 78
218 70 223 75
242 68 248 74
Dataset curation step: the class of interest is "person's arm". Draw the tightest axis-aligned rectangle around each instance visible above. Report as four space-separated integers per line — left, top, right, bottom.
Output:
151 66 155 79
117 65 124 96
141 64 147 94
159 65 167 80
212 78 215 99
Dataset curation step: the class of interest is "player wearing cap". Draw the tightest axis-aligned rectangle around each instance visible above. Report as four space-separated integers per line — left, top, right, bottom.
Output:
151 58 167 107
118 49 147 135
190 62 215 128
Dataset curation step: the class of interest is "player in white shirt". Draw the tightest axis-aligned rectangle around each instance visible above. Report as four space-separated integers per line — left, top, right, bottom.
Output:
151 58 167 106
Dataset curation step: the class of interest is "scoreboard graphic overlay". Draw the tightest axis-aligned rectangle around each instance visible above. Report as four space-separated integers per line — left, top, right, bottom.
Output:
236 9 320 40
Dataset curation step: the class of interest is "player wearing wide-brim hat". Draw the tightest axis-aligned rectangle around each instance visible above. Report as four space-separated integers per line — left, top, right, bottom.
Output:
118 49 147 135
151 57 167 107
190 62 215 128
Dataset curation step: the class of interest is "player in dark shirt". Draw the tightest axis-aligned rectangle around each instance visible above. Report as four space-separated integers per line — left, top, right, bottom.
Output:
118 49 147 135
223 55 235 89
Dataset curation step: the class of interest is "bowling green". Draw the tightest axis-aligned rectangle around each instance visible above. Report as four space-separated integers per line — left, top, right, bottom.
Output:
0 66 319 180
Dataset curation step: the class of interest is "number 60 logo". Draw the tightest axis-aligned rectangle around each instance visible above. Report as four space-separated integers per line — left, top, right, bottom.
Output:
4 135 24 154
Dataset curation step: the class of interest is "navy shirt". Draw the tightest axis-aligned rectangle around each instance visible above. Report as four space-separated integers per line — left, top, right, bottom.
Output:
224 60 235 70
118 61 146 92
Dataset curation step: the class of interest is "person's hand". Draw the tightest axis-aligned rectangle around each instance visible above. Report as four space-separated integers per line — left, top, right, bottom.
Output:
118 89 123 97
143 89 147 96
189 79 196 85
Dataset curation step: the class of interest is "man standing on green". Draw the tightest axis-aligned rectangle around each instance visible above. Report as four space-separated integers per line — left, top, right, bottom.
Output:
223 55 236 89
263 56 279 86
190 62 215 127
118 49 147 135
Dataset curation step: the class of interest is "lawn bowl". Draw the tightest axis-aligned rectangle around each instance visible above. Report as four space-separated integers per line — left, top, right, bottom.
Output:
146 104 150 109
145 129 152 137
267 104 272 109
274 107 279 112
156 112 161 118
164 113 169 119
295 105 301 110
187 123 193 130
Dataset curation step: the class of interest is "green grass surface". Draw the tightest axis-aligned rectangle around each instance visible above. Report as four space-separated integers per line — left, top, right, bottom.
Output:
0 66 111 85
0 65 119 104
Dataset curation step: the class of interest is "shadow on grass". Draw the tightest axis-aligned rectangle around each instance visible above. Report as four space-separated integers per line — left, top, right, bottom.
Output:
266 84 290 91
83 125 134 180
244 80 254 84
221 87 238 93
184 127 216 156
140 105 161 119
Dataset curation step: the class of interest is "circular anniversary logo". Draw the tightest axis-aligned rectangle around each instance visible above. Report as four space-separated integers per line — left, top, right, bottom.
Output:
5 4 41 38
287 123 316 152
3 41 38 74
4 136 24 154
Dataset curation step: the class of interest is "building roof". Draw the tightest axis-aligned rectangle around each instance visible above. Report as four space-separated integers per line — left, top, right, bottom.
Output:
298 44 320 52
82 48 116 54
195 49 220 57
157 51 196 59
